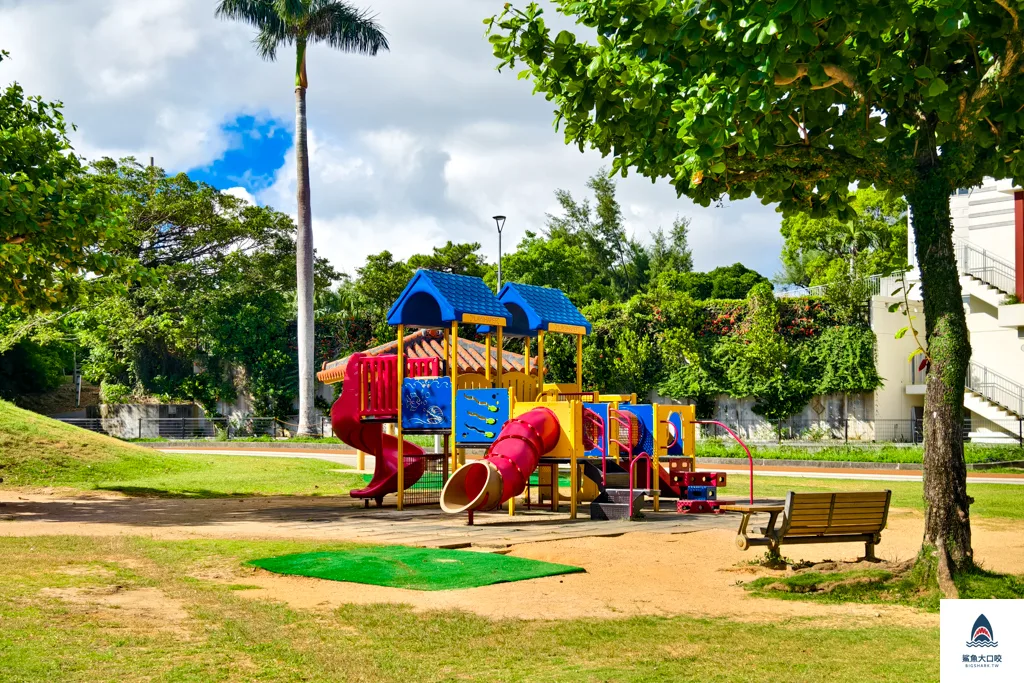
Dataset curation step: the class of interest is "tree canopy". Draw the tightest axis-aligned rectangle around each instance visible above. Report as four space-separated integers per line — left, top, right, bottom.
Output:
0 52 129 312
779 187 909 287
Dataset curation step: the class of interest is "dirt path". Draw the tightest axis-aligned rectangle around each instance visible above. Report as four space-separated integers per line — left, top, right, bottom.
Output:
3 490 1020 625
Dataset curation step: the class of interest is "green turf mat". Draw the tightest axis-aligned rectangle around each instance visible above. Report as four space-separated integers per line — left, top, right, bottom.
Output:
360 474 435 490
248 546 584 590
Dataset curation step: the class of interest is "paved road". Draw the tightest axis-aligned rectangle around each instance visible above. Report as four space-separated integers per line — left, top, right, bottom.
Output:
156 447 1024 486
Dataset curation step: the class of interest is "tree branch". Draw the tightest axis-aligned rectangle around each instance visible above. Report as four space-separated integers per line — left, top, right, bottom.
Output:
774 64 863 101
996 0 1019 31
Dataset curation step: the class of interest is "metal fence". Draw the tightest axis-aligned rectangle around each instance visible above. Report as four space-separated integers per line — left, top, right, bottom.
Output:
58 416 337 440
698 417 1023 445
59 415 1024 445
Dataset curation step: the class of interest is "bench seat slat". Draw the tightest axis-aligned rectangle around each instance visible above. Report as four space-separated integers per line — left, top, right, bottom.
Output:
734 490 891 558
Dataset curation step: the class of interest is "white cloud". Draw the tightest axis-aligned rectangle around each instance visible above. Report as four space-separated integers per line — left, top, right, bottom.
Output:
222 186 256 205
0 0 786 279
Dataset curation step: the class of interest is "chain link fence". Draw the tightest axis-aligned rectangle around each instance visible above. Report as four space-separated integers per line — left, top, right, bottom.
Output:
698 417 1023 445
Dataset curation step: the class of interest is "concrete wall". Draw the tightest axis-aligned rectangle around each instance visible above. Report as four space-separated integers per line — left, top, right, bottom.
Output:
651 391 877 440
871 296 927 423
86 403 202 438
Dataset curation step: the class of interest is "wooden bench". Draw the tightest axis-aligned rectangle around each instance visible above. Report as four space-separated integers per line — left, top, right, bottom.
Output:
723 490 892 560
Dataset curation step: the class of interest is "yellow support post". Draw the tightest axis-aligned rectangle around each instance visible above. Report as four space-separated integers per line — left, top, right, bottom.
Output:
396 324 405 510
577 333 585 393
682 405 696 457
495 325 503 389
357 450 365 471
484 334 492 382
569 401 579 520
537 330 546 385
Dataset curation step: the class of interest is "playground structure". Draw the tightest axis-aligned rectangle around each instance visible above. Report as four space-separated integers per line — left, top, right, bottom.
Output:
329 269 747 521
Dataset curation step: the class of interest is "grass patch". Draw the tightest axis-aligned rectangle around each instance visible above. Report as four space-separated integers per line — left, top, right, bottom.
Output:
89 453 365 498
249 546 584 590
698 441 1023 465
0 400 366 497
0 535 939 682
725 473 1024 520
744 562 1024 612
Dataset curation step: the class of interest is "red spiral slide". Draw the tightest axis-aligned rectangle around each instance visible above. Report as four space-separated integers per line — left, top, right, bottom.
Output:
440 407 560 513
331 353 425 504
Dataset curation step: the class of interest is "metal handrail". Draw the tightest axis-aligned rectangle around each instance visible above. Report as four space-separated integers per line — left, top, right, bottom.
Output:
955 238 1016 295
695 420 755 504
607 409 634 488
967 361 1024 418
776 271 913 300
628 451 652 517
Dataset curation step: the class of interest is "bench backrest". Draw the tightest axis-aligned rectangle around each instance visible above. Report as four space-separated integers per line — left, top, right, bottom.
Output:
779 491 891 538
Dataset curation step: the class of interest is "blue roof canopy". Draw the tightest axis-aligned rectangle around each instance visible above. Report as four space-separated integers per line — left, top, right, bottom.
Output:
386 270 512 328
478 282 592 336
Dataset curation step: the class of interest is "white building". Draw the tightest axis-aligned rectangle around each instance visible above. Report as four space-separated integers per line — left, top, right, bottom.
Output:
872 179 1023 443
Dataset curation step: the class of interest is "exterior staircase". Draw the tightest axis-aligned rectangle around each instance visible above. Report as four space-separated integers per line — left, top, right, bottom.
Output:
955 238 1016 298
964 362 1023 443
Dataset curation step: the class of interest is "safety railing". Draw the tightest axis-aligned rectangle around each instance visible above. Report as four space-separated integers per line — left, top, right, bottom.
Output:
581 407 607 484
554 391 599 402
695 420 754 504
955 238 1016 295
776 271 914 300
967 361 1024 418
357 354 440 420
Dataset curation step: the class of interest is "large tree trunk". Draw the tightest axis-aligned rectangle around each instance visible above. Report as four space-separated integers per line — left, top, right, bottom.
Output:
295 83 317 436
907 168 973 596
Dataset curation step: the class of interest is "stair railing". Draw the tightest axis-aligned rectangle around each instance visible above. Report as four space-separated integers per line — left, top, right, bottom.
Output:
607 409 634 488
955 238 1016 295
967 361 1024 418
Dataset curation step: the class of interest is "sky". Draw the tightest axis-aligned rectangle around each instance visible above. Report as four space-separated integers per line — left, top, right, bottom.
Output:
0 0 785 280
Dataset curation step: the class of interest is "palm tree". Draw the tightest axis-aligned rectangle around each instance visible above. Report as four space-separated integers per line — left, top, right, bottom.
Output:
216 1 388 435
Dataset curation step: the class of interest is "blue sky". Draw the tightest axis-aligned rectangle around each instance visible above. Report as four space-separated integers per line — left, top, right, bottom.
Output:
187 115 291 197
0 0 785 279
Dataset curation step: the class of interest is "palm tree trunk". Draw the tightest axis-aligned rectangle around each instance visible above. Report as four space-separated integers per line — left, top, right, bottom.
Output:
295 81 316 436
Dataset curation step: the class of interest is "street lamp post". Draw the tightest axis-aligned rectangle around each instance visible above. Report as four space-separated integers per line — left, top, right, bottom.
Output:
493 215 506 291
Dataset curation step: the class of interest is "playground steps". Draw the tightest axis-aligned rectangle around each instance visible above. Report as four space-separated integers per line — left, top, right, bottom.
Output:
589 488 646 521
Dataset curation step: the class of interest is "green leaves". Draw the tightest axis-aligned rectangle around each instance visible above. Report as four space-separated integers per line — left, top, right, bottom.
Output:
926 78 948 97
809 0 834 20
487 0 1024 224
1 72 128 312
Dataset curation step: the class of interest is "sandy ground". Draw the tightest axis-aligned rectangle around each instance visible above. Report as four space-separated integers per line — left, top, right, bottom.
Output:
3 489 1021 625
227 510 1021 626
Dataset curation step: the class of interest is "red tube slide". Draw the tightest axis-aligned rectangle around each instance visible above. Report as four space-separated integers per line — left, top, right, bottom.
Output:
331 353 424 504
440 407 560 513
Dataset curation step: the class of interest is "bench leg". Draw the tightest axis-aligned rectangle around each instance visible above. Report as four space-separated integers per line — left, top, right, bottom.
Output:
735 512 752 550
864 539 877 562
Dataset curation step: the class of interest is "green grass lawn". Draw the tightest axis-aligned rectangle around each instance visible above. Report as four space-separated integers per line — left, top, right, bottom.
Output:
723 473 1024 520
0 400 363 497
0 535 939 682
